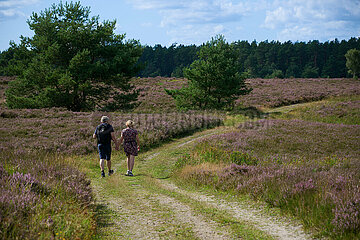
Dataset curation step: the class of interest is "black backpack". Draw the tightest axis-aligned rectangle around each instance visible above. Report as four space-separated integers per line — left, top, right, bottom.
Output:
96 123 111 144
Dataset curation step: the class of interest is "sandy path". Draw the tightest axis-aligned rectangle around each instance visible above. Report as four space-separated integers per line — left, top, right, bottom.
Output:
92 184 164 239
147 130 313 239
159 181 313 240
92 171 231 239
92 128 314 239
153 193 230 240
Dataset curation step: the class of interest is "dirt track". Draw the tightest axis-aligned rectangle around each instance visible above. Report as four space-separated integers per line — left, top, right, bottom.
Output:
91 129 313 239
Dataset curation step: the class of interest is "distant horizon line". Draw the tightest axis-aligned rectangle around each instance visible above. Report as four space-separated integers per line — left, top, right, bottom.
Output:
1 36 359 52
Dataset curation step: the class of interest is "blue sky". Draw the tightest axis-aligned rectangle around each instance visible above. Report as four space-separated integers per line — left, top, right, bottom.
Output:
0 0 359 51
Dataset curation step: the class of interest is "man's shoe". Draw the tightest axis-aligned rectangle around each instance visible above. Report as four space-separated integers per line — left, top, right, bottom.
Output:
101 171 105 177
108 170 114 176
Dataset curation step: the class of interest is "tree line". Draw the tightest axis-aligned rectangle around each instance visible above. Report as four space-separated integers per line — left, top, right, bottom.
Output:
137 38 360 78
4 37 359 79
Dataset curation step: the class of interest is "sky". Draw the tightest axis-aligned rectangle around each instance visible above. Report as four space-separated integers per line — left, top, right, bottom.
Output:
0 0 360 51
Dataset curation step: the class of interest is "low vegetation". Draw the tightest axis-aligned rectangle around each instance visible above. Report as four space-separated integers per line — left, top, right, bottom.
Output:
237 78 360 108
1 75 360 238
0 108 222 154
132 77 184 112
174 95 360 239
272 95 360 125
131 77 360 112
0 152 95 239
0 101 222 238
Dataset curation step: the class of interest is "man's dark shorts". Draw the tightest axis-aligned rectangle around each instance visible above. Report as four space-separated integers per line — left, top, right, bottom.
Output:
98 143 111 160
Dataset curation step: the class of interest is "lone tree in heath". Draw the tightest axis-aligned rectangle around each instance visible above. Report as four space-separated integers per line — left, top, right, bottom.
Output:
345 48 360 79
166 35 251 110
5 1 143 111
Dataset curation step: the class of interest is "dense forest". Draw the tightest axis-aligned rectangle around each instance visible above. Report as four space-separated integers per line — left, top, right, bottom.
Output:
1 37 359 78
137 37 360 78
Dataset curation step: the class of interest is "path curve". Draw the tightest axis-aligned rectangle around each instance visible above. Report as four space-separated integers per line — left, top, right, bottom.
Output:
93 127 314 239
146 129 313 240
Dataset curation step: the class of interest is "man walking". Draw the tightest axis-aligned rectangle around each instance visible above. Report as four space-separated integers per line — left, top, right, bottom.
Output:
93 116 119 177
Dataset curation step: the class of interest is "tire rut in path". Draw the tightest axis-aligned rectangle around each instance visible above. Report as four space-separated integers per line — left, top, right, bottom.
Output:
159 180 313 240
153 194 231 240
93 176 231 239
92 184 164 239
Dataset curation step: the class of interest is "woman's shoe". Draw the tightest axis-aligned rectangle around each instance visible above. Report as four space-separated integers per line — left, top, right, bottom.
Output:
125 170 133 176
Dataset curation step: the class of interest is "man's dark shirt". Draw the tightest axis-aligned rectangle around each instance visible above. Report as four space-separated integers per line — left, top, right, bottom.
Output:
94 123 114 145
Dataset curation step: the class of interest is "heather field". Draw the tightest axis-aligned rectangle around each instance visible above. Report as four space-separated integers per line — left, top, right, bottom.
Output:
175 96 360 239
131 77 360 111
237 78 360 108
1 76 360 239
0 152 95 239
0 108 222 154
132 76 185 112
2 76 360 112
271 95 360 125
0 105 222 239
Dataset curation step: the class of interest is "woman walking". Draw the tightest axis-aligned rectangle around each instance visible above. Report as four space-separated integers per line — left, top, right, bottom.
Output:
119 120 140 176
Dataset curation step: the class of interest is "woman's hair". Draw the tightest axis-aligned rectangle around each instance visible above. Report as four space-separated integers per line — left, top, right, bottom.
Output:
126 120 134 128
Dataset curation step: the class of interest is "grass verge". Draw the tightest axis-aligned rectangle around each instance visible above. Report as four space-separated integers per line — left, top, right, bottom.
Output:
268 95 360 125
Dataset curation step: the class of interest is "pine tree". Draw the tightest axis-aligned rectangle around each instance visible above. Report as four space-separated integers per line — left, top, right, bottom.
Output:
345 48 360 79
166 35 251 110
5 1 143 111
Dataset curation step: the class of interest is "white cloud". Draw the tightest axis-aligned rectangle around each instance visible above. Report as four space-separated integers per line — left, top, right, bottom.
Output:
141 22 153 27
264 6 288 29
128 0 188 10
166 23 230 45
0 9 24 17
0 0 36 8
214 24 225 34
125 0 359 44
0 0 40 20
127 0 266 44
263 0 360 41
344 0 360 16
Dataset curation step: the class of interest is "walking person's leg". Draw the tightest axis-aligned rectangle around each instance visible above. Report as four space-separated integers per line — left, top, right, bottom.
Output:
107 160 111 171
107 159 114 175
126 155 131 175
106 144 113 175
128 155 135 172
99 159 106 177
125 155 135 176
126 155 135 176
98 144 106 177
100 159 105 171
126 155 130 170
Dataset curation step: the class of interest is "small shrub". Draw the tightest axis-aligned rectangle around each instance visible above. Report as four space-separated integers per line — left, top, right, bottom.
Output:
0 110 18 118
230 151 258 165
